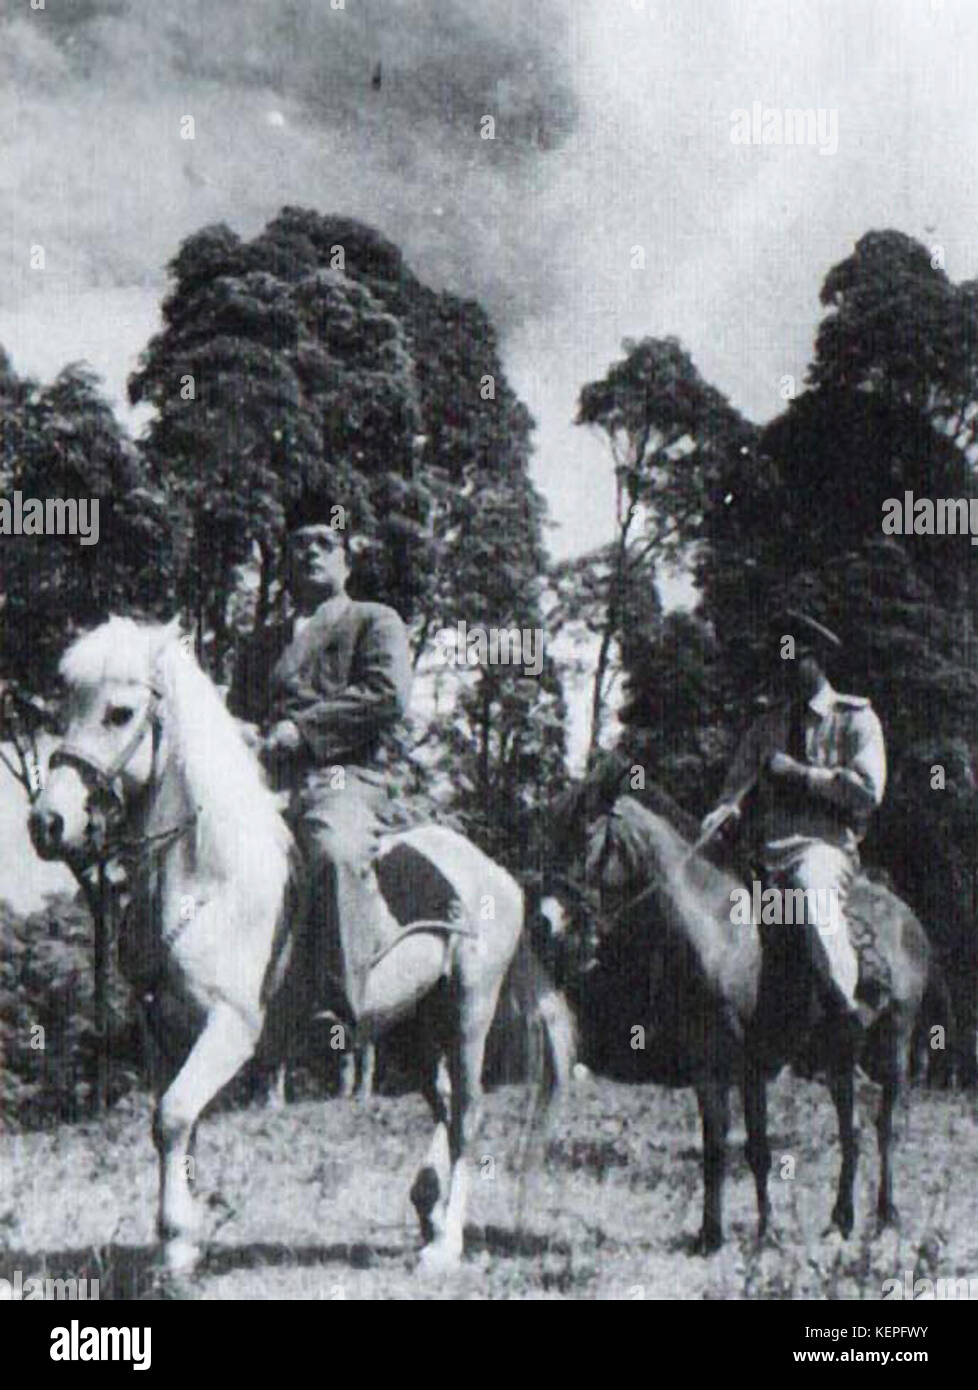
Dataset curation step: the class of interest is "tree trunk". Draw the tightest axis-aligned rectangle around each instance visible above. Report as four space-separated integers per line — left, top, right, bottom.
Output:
92 863 110 1114
586 499 637 768
256 540 273 631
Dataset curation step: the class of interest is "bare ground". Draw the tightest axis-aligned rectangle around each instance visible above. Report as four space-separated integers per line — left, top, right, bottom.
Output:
2 1074 977 1300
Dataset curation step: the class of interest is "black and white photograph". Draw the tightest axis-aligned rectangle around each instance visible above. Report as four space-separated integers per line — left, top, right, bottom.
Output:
0 0 975 1336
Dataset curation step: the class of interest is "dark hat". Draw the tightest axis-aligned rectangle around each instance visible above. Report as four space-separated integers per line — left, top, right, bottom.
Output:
770 608 842 657
284 488 348 538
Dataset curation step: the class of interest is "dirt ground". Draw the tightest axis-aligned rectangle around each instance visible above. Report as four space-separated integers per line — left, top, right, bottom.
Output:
2 1073 977 1300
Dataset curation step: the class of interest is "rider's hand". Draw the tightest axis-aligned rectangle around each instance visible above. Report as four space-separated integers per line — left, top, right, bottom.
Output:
768 751 803 779
265 719 302 753
700 802 740 839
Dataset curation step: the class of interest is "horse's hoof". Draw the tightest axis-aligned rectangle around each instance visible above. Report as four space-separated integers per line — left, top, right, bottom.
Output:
693 1227 723 1256
152 1268 197 1301
410 1167 440 1243
162 1236 201 1278
756 1209 774 1247
417 1241 462 1276
829 1207 854 1239
876 1205 900 1233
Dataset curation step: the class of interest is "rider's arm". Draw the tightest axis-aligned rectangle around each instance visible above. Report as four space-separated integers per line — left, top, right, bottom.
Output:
284 606 412 760
801 706 886 814
716 714 770 807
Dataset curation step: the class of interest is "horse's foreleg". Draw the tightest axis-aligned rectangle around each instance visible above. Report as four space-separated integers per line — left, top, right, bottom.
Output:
876 1015 908 1230
743 1062 771 1242
827 1057 858 1238
154 1000 260 1276
695 1080 730 1253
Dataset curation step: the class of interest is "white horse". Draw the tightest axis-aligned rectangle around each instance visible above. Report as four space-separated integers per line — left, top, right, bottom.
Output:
29 617 569 1277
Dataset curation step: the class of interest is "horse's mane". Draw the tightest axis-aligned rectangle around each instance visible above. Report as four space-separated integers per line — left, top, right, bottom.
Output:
625 782 701 844
60 617 292 889
600 795 691 883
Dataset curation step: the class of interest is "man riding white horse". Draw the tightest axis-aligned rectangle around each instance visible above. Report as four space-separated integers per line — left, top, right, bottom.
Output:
700 609 887 1032
229 494 412 1020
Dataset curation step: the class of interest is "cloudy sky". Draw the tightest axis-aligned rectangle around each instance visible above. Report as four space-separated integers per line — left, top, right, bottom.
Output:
1 0 977 562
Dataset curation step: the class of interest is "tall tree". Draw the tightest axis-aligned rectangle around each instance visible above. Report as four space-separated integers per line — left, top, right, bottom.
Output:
131 209 559 870
0 359 173 694
572 336 753 763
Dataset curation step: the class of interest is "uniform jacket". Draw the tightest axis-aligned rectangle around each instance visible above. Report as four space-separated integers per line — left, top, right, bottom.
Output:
719 682 886 852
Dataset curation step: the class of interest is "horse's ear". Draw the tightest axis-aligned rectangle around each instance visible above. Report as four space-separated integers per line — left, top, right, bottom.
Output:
151 617 185 689
153 617 182 656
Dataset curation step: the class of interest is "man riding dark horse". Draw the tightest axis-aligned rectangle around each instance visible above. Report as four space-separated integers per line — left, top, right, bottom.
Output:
229 495 413 1020
700 610 887 1033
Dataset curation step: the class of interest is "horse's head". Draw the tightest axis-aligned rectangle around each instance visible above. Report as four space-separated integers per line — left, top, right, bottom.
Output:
584 805 648 908
582 796 698 942
29 617 180 863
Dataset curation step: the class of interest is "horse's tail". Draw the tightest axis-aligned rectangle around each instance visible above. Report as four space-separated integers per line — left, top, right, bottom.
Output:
518 931 577 1093
912 954 955 1087
507 931 576 1196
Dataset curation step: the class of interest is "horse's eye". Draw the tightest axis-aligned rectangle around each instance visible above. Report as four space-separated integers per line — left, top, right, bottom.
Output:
106 706 134 728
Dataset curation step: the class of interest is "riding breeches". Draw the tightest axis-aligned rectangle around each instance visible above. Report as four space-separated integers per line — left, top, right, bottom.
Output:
289 765 392 1016
762 838 859 1010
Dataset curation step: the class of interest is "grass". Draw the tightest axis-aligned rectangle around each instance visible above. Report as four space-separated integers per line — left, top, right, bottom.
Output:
2 1073 977 1299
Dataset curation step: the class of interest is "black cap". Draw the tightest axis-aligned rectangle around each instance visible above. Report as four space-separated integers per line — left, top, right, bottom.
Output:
771 608 842 658
285 488 348 537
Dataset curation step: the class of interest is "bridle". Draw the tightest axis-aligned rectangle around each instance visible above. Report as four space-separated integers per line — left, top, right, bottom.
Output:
584 807 665 934
49 681 164 812
47 679 197 860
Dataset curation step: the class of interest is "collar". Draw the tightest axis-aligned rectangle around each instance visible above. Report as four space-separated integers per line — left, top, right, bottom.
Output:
807 680 836 718
293 593 351 633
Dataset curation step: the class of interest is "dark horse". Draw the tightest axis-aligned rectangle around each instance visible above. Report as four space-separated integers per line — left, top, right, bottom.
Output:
544 769 934 1252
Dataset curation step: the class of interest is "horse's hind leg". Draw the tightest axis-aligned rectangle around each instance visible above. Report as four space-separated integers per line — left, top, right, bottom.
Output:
743 1062 771 1242
876 1014 908 1230
417 951 505 1273
357 1041 377 1099
411 1052 452 1247
340 1038 377 1100
154 1001 260 1276
694 1080 730 1253
827 1057 858 1238
266 1062 287 1110
338 1049 357 1100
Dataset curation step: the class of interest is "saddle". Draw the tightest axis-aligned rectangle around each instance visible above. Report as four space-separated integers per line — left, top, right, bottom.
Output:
749 862 894 1051
301 835 470 1023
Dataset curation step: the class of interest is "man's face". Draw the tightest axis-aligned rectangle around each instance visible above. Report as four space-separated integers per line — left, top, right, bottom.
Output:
289 524 349 598
774 641 824 700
